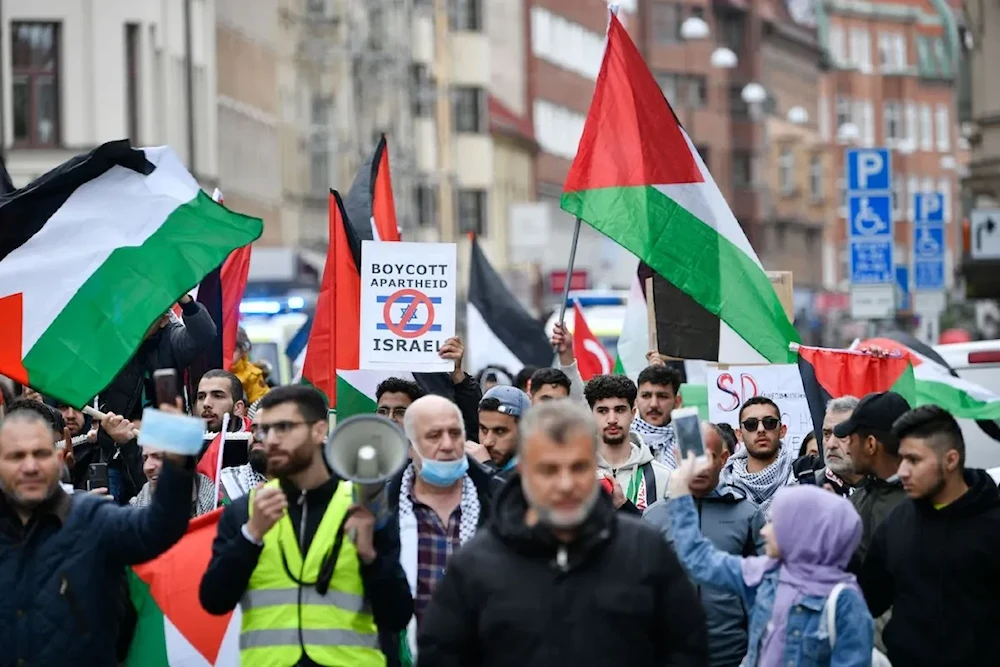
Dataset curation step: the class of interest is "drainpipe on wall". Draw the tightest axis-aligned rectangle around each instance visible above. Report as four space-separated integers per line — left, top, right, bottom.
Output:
184 0 197 177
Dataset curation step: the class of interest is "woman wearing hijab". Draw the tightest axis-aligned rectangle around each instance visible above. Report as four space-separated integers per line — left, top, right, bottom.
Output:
665 451 874 666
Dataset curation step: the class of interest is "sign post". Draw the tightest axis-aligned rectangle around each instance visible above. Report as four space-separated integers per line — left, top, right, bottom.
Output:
359 241 457 372
846 148 895 319
912 192 946 344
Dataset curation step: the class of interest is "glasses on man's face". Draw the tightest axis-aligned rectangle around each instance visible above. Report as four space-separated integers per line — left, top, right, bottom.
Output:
741 416 780 432
255 421 312 438
376 407 407 420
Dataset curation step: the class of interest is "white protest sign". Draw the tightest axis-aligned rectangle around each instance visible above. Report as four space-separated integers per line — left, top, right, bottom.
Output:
360 240 457 372
706 365 813 453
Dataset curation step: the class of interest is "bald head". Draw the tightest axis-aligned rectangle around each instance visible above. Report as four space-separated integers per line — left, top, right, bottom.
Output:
402 394 464 441
701 421 725 455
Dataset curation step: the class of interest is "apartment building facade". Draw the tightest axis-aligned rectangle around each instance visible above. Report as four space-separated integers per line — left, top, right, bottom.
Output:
816 0 965 294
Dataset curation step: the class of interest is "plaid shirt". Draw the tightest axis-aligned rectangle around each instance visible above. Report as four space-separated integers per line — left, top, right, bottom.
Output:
410 490 462 625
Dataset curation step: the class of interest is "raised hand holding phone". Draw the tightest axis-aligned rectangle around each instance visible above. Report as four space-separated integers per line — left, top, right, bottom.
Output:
137 368 205 456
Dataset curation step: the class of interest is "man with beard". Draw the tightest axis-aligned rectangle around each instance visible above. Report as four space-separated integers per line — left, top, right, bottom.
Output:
860 405 1000 666
813 396 865 495
418 399 708 667
586 375 670 513
631 365 683 468
0 399 194 666
719 396 793 514
199 385 412 666
217 409 270 504
195 369 251 472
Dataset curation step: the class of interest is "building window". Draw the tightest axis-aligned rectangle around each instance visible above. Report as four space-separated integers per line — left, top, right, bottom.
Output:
453 87 484 133
828 25 845 66
449 0 482 32
686 76 707 108
411 65 435 117
778 147 795 195
935 104 951 151
883 101 902 144
457 189 487 234
656 72 678 102
732 150 753 189
414 184 437 227
904 102 917 146
861 101 875 146
849 28 871 73
892 174 905 216
919 104 933 150
652 3 681 44
878 32 907 72
809 154 823 201
720 13 744 52
907 176 919 218
939 178 952 223
730 85 750 119
531 8 603 81
835 96 852 137
11 22 60 147
125 24 140 144
534 100 586 160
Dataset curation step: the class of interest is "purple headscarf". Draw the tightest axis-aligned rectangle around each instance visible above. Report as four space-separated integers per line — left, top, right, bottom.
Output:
740 485 862 664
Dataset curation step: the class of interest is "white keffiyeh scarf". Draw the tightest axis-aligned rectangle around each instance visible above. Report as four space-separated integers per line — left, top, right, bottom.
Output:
398 463 480 660
719 442 793 512
631 416 677 469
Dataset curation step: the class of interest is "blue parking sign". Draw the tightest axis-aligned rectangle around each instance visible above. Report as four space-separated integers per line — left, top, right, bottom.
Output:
846 148 892 191
914 193 945 224
895 265 910 310
914 261 944 290
848 194 893 239
850 241 893 284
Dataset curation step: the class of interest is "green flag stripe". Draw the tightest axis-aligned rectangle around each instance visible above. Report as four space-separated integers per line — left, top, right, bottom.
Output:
125 569 169 667
22 190 261 406
916 378 1000 420
335 375 379 421
562 185 799 364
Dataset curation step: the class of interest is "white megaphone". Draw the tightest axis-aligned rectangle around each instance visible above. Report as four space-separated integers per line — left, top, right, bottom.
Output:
325 414 410 529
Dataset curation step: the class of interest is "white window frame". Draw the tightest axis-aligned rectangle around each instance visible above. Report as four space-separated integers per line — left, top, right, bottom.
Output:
935 104 951 152
920 104 933 151
779 146 795 195
809 154 823 201
829 25 846 66
883 100 902 145
905 102 917 145
907 176 919 219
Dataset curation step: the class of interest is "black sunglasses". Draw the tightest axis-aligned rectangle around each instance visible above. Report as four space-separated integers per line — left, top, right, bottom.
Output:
741 417 780 432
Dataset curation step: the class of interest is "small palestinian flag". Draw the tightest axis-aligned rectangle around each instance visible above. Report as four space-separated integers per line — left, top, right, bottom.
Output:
560 15 799 365
126 509 240 666
465 235 552 374
344 134 401 243
0 141 262 407
796 345 917 445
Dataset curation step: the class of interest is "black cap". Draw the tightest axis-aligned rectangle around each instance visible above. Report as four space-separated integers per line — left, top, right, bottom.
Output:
833 391 911 438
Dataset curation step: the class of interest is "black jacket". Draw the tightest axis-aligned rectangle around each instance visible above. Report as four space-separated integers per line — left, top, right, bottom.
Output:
417 473 709 667
851 473 907 562
199 475 413 645
0 459 193 667
860 469 1000 666
414 372 483 443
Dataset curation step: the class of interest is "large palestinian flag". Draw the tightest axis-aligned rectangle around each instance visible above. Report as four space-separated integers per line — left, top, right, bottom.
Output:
126 509 240 666
612 270 650 381
0 141 262 407
560 15 799 365
859 335 1000 421
796 345 917 446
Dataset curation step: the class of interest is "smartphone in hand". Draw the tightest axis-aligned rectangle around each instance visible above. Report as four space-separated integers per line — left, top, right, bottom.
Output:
153 368 179 408
87 462 109 492
671 407 705 463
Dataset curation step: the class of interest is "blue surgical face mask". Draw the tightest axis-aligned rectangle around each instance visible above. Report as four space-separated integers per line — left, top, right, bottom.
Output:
415 450 469 487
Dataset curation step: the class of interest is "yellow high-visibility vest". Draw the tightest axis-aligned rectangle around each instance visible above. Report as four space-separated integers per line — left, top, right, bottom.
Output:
240 478 385 667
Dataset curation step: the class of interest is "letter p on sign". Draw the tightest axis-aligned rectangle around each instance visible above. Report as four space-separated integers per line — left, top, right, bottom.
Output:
857 152 883 190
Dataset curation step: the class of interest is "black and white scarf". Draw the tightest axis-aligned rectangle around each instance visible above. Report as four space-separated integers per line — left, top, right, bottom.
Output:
719 443 793 513
631 416 677 469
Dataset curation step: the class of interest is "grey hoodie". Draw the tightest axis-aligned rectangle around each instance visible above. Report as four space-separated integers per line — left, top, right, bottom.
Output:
645 486 766 667
597 432 672 510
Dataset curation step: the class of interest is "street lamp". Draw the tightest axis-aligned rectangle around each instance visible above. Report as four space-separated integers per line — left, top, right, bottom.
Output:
741 82 767 107
837 122 860 144
680 16 710 41
710 47 738 69
787 106 809 125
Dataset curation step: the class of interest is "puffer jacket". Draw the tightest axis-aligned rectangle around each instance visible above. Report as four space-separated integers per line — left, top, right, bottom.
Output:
645 486 766 667
0 461 193 667
417 472 709 667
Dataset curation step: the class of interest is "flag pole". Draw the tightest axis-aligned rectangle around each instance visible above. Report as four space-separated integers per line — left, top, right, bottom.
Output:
555 217 583 327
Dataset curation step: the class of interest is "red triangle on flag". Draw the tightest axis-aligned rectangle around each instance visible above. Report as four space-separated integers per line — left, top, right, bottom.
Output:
563 14 704 194
133 509 233 664
0 292 28 385
573 302 614 381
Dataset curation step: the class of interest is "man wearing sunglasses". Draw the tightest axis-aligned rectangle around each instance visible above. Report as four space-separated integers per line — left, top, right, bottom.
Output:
200 385 412 666
719 396 793 513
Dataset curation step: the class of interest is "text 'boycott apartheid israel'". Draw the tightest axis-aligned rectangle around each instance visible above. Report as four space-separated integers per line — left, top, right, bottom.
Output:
359 240 457 372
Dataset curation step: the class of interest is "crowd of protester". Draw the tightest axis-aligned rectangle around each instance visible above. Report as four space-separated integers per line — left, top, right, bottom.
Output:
1 304 999 667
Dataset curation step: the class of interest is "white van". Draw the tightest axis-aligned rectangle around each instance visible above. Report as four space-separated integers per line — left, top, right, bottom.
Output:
933 340 1000 470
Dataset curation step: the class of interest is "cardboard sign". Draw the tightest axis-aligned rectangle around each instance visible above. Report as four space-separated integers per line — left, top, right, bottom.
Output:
706 364 813 453
360 241 457 372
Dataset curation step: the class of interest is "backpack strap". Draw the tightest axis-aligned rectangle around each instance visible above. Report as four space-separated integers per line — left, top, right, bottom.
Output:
641 462 657 503
825 582 847 648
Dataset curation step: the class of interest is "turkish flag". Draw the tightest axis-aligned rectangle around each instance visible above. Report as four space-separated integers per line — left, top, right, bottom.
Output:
573 302 613 381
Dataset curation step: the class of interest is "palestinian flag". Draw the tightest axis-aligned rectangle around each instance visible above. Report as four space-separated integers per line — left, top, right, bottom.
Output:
126 509 240 666
560 15 799 365
344 134 401 243
859 335 1000 421
796 345 917 447
0 141 262 407
613 269 650 381
303 192 454 419
466 235 552 374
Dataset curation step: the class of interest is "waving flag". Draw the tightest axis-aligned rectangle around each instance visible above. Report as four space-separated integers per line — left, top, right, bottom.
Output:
0 141 262 407
344 134 401 243
126 509 240 666
573 301 613 381
560 15 798 365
